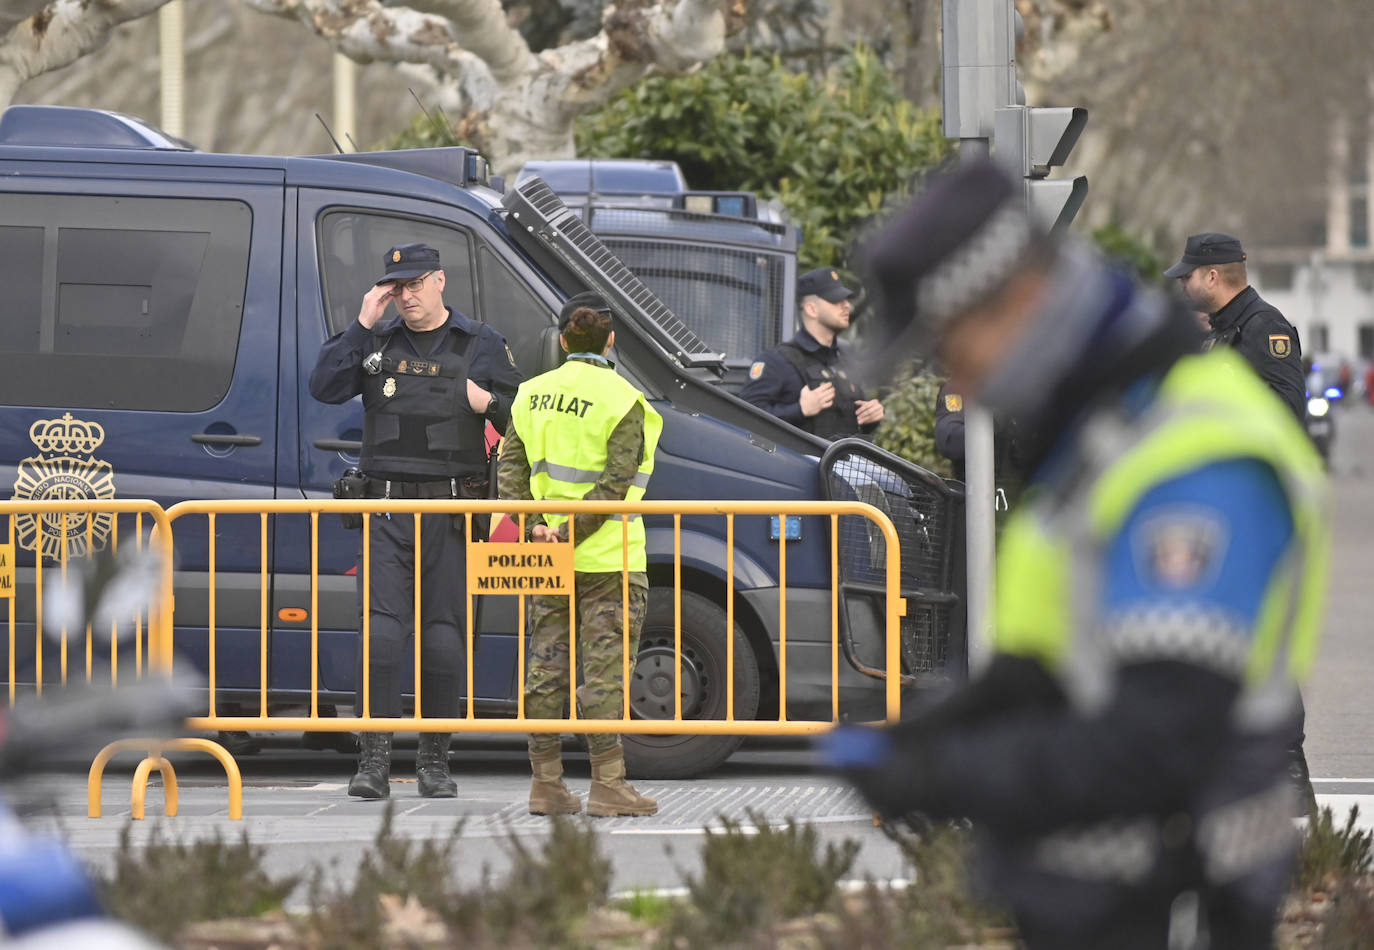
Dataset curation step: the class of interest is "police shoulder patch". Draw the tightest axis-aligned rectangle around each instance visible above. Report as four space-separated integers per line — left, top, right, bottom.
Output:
944 394 963 412
1135 506 1227 590
749 361 765 380
1268 334 1291 359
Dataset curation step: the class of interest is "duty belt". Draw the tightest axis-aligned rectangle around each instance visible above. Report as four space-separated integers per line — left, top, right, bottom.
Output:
364 477 458 500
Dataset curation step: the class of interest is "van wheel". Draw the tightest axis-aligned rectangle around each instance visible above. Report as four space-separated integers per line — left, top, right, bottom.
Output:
623 588 761 780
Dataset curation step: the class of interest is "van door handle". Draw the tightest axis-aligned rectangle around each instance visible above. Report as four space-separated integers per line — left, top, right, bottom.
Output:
191 433 263 447
314 439 363 452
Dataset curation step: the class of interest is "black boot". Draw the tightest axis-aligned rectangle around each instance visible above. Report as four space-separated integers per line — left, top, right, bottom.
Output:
348 732 392 799
416 732 457 798
1289 745 1318 818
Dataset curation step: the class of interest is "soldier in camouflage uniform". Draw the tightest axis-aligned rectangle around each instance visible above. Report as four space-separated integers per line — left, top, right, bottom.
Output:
497 292 663 817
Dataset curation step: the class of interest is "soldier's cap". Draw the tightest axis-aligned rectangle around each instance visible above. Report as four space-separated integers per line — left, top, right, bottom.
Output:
797 268 853 303
558 290 614 331
375 243 441 285
1163 233 1246 278
862 159 1047 360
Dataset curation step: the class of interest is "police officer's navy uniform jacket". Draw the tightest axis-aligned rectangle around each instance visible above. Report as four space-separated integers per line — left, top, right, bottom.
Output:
309 306 521 481
737 329 876 439
1206 286 1306 423
308 306 522 719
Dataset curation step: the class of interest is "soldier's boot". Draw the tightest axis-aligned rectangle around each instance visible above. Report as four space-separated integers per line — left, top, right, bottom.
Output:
587 748 657 817
347 732 392 800
528 749 582 815
416 732 458 798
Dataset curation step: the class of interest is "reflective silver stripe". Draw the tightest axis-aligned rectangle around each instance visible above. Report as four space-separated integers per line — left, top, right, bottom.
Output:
1033 818 1159 883
532 460 601 483
1102 607 1251 678
1197 783 1298 883
532 461 651 490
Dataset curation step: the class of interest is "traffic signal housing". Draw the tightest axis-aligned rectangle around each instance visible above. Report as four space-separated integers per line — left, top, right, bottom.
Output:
994 104 1090 232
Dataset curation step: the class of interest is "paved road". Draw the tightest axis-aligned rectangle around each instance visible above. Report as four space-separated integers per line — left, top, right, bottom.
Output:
24 404 1374 895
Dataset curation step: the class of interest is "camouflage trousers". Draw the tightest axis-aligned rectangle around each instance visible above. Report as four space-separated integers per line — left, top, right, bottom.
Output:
525 570 648 757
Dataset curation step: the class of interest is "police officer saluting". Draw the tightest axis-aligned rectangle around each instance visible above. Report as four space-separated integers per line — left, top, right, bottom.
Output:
1166 232 1307 421
738 268 884 438
309 243 522 800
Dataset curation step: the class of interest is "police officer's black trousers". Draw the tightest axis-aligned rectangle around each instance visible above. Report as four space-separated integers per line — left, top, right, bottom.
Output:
354 511 466 719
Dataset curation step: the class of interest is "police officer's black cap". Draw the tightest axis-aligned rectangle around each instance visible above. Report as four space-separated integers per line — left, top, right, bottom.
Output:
1163 233 1246 278
797 268 853 303
862 160 1044 359
558 291 613 331
375 243 441 285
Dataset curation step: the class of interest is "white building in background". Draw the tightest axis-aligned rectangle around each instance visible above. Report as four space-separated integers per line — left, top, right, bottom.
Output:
1250 111 1374 364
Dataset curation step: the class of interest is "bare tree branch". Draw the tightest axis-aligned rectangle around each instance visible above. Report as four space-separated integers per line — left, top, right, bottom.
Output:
239 0 495 114
404 0 537 84
0 0 175 106
0 0 50 41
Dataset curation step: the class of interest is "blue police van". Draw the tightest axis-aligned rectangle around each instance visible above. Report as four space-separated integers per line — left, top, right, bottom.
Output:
0 105 964 777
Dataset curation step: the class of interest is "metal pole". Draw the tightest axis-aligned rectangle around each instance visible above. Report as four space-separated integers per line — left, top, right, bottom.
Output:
332 53 358 152
960 136 996 675
158 0 185 139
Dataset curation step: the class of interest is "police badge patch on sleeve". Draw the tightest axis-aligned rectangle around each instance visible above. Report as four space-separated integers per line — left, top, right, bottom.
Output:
944 394 963 412
749 361 765 380
1134 507 1227 589
1268 334 1291 359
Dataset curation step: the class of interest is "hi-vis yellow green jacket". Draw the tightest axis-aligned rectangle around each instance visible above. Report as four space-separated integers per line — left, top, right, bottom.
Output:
509 359 662 572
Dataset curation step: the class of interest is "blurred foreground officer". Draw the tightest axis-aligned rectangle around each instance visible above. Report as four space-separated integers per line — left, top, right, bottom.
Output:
738 268 884 437
828 163 1328 950
1166 233 1306 422
310 243 521 800
498 293 663 817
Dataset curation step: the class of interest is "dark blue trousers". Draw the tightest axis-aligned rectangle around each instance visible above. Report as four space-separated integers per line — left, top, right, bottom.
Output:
354 511 466 719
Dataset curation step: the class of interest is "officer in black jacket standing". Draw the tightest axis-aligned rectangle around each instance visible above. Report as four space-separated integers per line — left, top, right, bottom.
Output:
1166 233 1307 421
310 243 522 800
1165 233 1316 814
738 268 884 438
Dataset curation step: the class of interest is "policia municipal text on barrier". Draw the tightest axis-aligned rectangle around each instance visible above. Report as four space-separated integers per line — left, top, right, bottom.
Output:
310 242 522 800
499 293 663 817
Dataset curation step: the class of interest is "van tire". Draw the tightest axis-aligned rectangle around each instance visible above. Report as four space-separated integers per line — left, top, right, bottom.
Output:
622 588 761 780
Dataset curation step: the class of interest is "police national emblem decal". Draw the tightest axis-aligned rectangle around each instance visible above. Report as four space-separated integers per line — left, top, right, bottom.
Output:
1268 334 1291 359
382 377 397 398
944 394 963 412
749 361 765 380
12 414 116 562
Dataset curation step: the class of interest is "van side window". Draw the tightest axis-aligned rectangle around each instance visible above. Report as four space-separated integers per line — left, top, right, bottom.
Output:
318 211 475 335
476 245 551 374
0 196 251 412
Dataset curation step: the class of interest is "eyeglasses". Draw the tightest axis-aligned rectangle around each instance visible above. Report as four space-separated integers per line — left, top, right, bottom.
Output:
387 272 432 295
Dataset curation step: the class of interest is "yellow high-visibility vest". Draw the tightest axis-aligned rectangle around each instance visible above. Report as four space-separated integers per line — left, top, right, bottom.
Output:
510 359 662 572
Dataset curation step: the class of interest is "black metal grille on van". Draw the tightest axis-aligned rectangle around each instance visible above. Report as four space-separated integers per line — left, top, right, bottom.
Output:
820 439 965 681
599 235 789 360
505 179 723 364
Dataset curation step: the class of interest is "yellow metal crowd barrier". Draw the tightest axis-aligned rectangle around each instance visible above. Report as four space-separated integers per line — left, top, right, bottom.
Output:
3 498 906 820
0 500 233 819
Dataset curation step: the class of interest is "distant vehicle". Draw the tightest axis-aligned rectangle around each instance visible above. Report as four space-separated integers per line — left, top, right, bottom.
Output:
517 159 798 391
